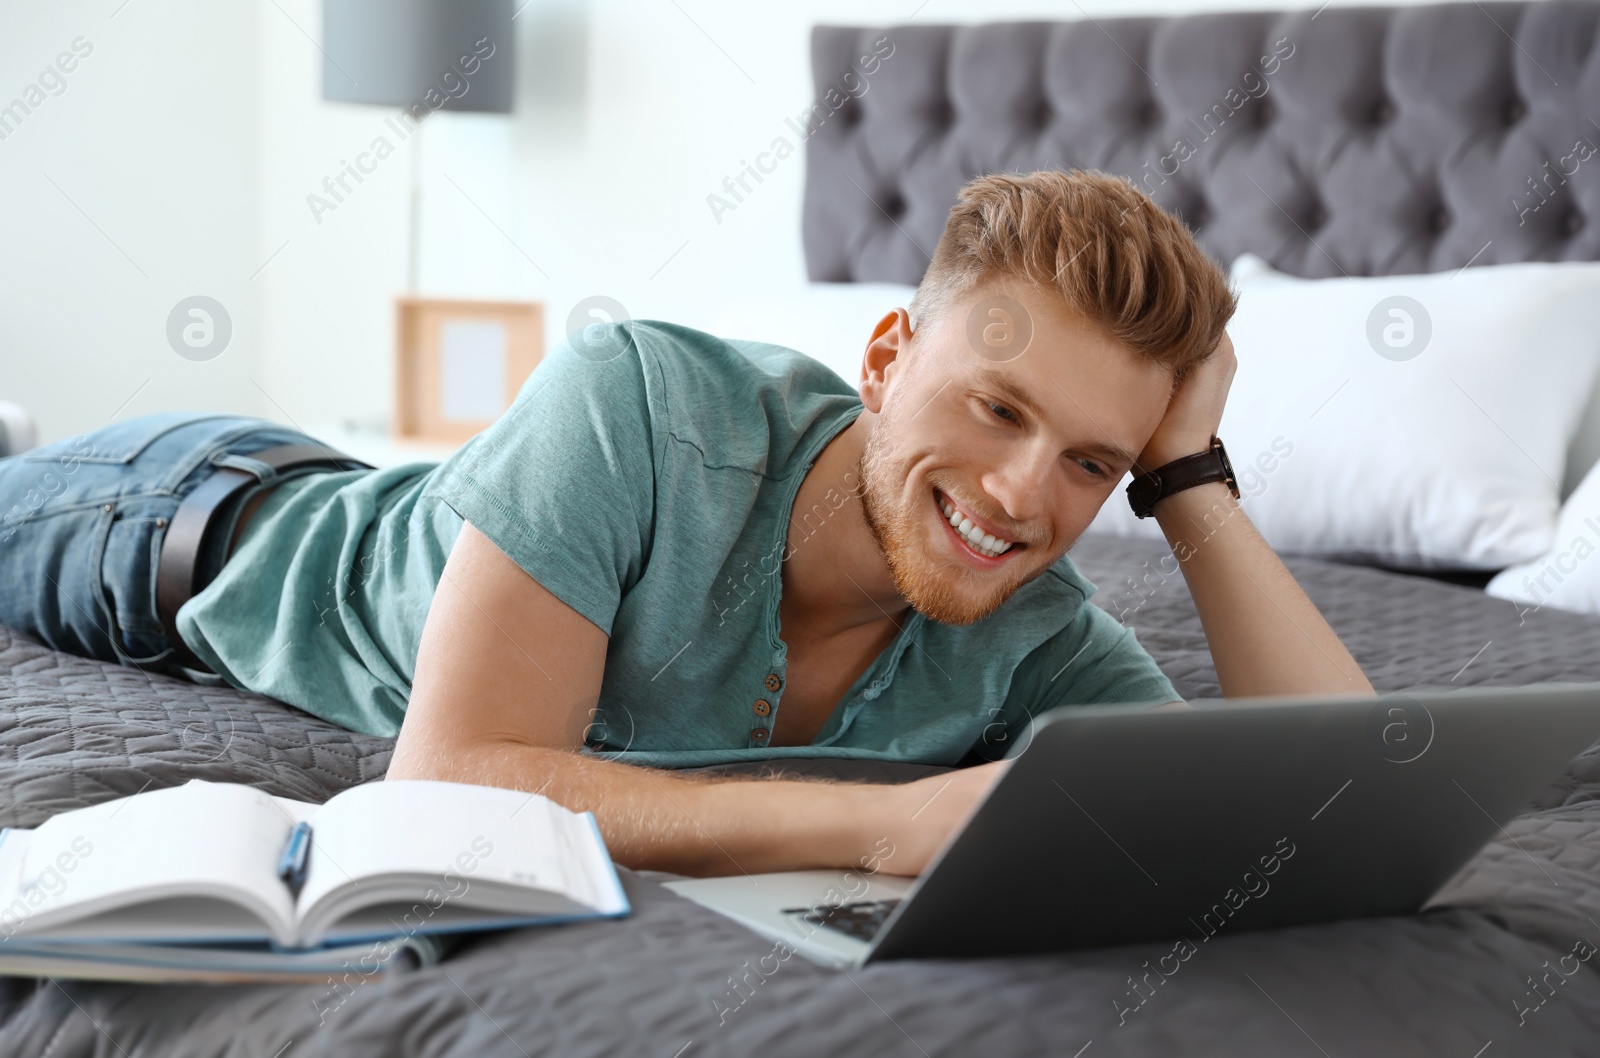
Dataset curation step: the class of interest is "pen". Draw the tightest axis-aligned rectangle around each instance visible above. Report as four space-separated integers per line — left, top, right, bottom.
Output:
277 821 313 900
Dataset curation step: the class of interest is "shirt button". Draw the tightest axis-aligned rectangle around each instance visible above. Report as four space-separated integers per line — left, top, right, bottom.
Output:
764 673 783 692
753 699 772 717
751 728 769 741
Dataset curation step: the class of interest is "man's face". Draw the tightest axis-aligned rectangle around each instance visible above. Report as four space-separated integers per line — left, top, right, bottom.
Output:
856 279 1173 625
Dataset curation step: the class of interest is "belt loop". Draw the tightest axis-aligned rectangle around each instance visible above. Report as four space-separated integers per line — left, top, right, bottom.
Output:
210 452 280 485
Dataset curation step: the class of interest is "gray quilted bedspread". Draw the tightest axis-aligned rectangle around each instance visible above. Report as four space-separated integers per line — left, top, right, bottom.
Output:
2 535 1599 1056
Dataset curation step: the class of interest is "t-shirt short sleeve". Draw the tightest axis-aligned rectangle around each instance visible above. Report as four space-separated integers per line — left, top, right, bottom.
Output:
428 324 657 636
980 600 1180 758
1050 602 1179 706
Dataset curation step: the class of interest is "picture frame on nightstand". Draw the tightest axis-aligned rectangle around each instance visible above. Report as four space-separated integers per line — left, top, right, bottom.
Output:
394 297 543 445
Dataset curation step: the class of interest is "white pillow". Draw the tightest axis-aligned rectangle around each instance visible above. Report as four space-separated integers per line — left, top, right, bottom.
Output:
1085 255 1600 569
1487 456 1600 615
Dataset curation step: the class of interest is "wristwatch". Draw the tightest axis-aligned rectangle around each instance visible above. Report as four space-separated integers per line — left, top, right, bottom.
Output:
1126 435 1240 519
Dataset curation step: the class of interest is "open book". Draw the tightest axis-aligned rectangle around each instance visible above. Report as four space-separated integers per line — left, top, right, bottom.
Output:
0 778 629 953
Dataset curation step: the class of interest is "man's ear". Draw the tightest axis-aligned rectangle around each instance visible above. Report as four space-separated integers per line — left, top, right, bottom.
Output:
859 308 914 413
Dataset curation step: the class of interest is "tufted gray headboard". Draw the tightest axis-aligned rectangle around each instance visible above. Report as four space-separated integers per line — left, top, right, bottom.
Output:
803 1 1600 283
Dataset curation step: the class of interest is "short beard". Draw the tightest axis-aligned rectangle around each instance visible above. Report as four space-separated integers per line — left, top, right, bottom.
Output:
856 401 1034 626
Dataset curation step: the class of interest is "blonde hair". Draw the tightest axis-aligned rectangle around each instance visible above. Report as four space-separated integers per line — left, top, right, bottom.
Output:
908 169 1236 381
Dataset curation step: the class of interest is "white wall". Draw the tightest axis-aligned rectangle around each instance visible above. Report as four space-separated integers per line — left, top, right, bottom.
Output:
2 0 1415 444
0 0 261 445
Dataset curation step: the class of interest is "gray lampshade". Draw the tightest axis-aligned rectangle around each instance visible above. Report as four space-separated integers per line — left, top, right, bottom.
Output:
322 0 514 114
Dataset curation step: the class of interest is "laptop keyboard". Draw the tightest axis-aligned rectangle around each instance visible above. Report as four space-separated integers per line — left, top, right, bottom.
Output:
781 898 902 943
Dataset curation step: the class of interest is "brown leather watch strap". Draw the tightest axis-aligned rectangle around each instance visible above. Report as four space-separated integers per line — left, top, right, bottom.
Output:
156 443 371 671
1125 436 1239 519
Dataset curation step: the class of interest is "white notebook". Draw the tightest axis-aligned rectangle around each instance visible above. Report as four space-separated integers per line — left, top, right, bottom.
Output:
0 778 629 952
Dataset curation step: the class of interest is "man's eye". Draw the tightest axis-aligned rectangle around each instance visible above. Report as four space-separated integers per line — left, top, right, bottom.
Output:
1078 458 1106 479
986 401 1017 423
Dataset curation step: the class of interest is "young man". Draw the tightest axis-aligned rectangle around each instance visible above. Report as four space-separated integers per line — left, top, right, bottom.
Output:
0 170 1371 879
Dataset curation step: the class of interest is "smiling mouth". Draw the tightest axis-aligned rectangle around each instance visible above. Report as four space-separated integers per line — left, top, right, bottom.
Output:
934 488 1023 560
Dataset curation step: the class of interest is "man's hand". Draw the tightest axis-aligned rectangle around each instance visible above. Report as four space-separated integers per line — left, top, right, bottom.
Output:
1138 332 1236 470
865 760 1013 876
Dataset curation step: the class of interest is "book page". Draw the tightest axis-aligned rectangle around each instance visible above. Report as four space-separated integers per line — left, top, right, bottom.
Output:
300 780 618 930
270 795 320 825
0 780 298 944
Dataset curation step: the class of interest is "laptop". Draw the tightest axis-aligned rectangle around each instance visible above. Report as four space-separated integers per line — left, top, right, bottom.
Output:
663 683 1600 968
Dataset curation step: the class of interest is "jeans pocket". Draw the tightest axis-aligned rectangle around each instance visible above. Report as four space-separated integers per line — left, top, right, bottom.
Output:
95 507 172 665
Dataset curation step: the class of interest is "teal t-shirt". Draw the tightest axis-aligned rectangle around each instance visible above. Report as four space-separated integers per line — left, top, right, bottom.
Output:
179 321 1179 767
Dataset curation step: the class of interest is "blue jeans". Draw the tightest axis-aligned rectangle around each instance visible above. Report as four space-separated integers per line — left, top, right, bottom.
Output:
0 412 329 677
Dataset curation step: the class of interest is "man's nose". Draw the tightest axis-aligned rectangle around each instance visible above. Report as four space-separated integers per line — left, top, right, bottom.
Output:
982 443 1053 528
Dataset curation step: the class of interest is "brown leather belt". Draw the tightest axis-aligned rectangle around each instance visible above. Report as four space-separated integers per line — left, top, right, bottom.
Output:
156 443 373 672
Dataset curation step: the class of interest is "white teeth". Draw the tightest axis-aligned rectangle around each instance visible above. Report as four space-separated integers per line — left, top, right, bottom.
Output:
937 493 1013 558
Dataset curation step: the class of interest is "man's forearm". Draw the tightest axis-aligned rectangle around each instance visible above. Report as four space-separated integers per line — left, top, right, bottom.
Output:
1152 481 1374 699
388 738 889 876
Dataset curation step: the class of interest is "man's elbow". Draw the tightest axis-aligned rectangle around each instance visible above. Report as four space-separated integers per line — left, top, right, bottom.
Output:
388 731 577 790
387 731 519 783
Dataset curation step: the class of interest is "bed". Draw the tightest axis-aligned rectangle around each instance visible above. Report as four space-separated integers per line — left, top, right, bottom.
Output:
7 3 1600 1055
